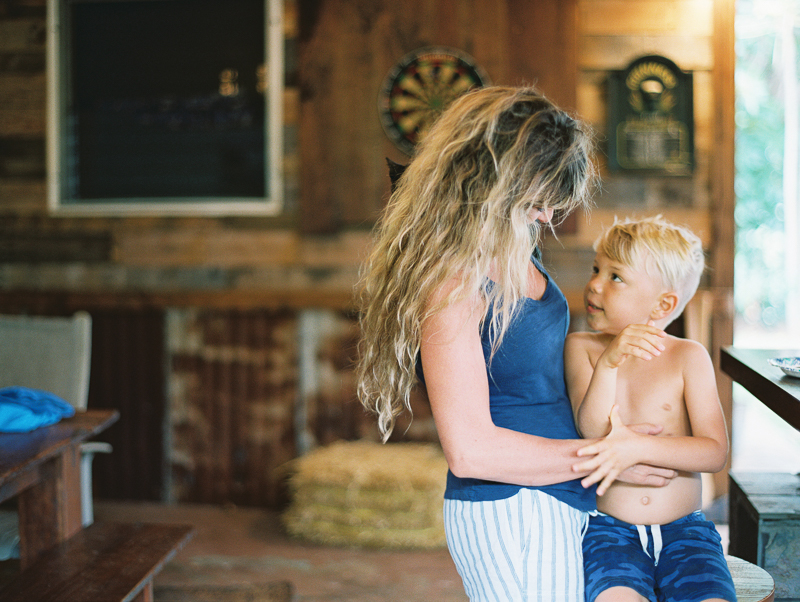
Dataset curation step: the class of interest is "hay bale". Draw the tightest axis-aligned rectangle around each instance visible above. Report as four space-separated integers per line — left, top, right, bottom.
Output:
282 440 448 549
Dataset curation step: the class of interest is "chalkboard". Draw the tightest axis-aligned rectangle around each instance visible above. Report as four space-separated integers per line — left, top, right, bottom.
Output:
48 0 283 215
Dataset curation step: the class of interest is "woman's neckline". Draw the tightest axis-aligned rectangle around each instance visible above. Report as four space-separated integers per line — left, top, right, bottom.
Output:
524 256 549 302
485 254 550 302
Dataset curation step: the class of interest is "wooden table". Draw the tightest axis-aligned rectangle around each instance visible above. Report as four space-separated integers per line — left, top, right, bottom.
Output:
0 410 118 569
720 347 800 431
722 347 800 599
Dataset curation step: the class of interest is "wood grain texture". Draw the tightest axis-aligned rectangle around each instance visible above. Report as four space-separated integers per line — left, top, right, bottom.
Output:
708 0 736 498
727 556 775 602
0 410 119 567
298 0 578 233
580 0 713 36
721 347 800 431
0 522 194 602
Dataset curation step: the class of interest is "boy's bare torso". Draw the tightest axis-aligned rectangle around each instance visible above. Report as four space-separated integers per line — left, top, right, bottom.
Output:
576 332 701 525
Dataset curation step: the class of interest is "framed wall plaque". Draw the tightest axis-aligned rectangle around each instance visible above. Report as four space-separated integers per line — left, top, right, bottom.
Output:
47 0 284 216
378 47 490 155
607 55 694 175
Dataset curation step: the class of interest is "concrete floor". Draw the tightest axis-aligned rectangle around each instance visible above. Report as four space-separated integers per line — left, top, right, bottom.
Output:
94 501 468 602
94 500 730 602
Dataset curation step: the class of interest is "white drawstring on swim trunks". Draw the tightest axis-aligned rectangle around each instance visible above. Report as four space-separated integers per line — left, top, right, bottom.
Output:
636 524 663 566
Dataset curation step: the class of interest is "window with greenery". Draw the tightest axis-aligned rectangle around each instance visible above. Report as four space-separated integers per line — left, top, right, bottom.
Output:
734 0 799 344
732 0 800 475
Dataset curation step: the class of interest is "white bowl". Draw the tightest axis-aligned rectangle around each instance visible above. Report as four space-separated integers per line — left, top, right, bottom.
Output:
768 357 800 378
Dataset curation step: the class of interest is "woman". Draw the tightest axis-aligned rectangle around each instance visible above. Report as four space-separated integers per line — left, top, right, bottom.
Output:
357 86 673 601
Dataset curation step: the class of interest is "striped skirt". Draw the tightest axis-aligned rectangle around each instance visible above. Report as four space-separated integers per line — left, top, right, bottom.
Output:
444 489 589 601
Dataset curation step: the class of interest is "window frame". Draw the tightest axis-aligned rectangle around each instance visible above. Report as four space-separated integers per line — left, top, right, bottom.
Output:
46 0 284 216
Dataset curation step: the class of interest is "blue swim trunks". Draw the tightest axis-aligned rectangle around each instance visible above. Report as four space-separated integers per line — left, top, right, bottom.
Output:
583 511 737 602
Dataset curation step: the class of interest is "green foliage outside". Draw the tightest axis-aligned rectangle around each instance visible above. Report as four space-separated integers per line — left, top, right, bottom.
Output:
734 0 796 330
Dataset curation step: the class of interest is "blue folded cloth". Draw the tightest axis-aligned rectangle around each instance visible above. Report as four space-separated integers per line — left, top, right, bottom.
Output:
0 386 76 433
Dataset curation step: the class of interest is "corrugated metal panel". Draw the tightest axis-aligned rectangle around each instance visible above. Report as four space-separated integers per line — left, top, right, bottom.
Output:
168 308 298 508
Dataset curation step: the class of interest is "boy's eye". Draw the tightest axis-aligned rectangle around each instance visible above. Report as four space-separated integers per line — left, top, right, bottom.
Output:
591 265 599 274
611 273 623 283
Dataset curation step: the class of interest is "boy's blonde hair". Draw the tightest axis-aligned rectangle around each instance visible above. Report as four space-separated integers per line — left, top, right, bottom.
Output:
594 215 704 325
357 86 596 440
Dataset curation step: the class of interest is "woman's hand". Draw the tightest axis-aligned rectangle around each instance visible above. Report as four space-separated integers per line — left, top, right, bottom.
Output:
573 411 676 491
616 421 676 486
573 405 649 495
616 464 676 487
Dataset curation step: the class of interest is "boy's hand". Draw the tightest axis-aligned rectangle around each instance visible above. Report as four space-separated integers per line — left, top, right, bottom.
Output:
597 320 666 370
573 405 644 495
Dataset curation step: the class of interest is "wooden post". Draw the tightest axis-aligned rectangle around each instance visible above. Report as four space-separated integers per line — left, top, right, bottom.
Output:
17 445 82 569
711 0 736 499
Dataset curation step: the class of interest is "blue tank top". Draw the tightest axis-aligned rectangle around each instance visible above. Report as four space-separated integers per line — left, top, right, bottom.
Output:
419 258 596 511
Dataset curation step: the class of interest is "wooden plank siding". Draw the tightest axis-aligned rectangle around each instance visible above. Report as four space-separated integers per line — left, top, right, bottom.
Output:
298 0 579 233
573 0 733 498
168 309 298 507
581 1 713 36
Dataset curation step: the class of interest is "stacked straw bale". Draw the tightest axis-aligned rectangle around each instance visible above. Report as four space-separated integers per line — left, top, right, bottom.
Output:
282 440 449 549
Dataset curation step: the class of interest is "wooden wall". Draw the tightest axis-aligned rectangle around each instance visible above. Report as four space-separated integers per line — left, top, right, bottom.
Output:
572 0 735 498
549 0 717 296
298 0 579 232
0 0 735 507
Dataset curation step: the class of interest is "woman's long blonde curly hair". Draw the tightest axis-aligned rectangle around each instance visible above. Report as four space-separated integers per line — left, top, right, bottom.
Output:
357 86 596 440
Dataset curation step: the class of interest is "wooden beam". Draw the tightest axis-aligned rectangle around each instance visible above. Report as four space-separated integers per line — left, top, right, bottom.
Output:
711 0 736 498
0 289 358 312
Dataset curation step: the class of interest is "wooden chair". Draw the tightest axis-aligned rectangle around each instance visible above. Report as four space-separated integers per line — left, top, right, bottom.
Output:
0 312 111 558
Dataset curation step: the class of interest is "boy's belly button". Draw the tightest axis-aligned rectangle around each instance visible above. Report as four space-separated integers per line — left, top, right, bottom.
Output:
641 496 650 505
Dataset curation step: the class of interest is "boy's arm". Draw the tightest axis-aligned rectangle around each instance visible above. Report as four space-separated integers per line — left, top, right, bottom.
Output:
575 341 729 494
668 340 729 472
566 323 667 439
564 333 615 438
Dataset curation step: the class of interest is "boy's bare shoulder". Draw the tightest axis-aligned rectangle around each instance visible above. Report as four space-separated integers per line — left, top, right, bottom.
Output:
566 330 598 343
663 335 713 367
565 331 608 352
664 334 709 354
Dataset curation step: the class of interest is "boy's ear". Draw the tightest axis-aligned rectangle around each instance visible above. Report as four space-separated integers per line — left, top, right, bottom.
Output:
651 291 679 321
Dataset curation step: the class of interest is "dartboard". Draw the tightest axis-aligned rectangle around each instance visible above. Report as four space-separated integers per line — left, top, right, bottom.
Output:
379 47 490 155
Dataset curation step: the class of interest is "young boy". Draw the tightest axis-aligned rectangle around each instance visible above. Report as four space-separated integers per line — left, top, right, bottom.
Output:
564 215 736 602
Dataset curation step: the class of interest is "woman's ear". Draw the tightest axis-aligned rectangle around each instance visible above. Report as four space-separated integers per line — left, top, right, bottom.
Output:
651 291 679 321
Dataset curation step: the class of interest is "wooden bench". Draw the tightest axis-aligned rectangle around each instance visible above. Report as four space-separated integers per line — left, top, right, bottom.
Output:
0 521 194 602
